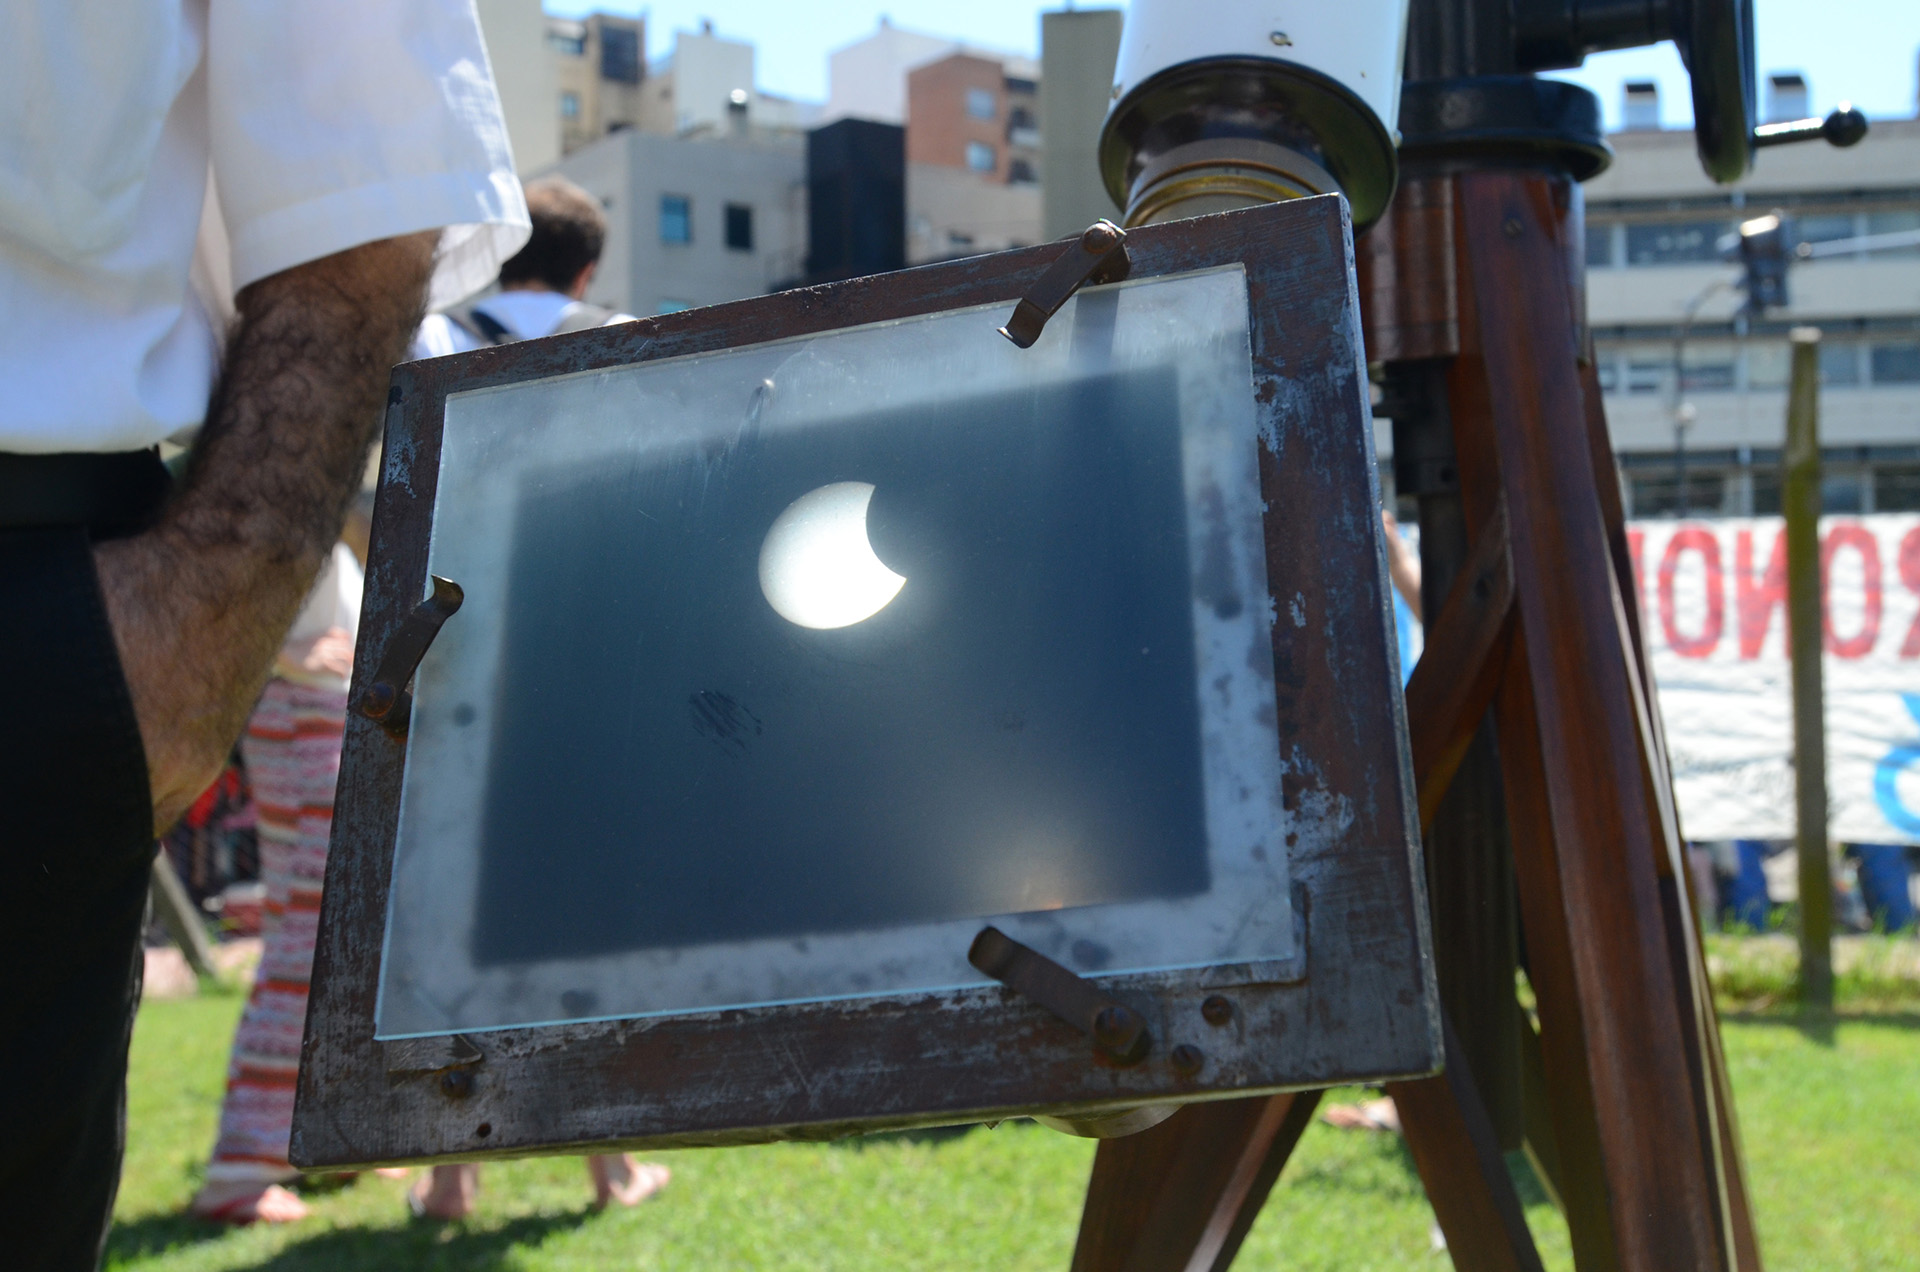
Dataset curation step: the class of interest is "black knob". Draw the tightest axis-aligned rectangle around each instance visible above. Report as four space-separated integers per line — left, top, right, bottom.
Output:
1754 104 1870 150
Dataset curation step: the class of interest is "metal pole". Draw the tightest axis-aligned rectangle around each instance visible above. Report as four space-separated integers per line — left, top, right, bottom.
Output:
150 852 217 982
1784 326 1832 1011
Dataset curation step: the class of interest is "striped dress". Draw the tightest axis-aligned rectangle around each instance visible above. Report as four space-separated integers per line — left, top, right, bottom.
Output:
204 544 362 1185
202 678 346 1184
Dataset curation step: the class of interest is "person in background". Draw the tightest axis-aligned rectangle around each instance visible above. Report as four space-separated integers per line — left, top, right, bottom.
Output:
403 175 665 1222
1847 843 1917 932
412 175 636 359
1381 509 1422 613
188 537 368 1224
1382 509 1423 683
0 4 528 1264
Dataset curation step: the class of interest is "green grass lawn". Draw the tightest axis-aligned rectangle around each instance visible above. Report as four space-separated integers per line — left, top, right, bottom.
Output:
110 990 1919 1271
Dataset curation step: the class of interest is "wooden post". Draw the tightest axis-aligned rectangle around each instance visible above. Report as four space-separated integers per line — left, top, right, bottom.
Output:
1784 327 1832 1011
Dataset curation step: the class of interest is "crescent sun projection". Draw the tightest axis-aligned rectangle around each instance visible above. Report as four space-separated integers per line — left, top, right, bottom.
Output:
757 481 907 629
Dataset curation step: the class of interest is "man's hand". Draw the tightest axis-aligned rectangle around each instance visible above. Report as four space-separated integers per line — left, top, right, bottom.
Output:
96 232 437 833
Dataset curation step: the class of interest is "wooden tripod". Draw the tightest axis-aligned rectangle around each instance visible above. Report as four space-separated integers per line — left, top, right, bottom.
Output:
1070 168 1760 1272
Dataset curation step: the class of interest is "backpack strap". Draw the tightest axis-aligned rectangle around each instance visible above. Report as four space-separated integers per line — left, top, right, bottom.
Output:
443 304 515 345
549 302 618 337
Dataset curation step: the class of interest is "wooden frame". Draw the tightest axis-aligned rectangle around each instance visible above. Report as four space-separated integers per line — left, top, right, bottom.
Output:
291 195 1438 1170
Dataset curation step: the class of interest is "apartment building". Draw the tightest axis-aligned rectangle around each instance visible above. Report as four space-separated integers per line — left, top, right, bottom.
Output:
547 127 807 318
1584 75 1920 517
903 52 1043 262
544 11 647 153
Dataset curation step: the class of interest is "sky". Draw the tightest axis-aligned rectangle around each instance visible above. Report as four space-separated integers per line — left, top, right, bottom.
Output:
543 0 1920 128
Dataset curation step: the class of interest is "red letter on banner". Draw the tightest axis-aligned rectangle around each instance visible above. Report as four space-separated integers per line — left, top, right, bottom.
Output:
1735 527 1788 659
1659 526 1724 658
1899 527 1920 657
1628 527 1647 623
1822 524 1881 658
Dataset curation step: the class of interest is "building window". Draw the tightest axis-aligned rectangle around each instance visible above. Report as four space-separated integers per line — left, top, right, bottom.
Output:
658 299 694 314
965 141 996 173
1822 471 1867 513
1866 210 1920 255
660 195 691 245
1625 361 1668 395
1796 212 1856 249
724 203 754 251
547 31 586 56
560 92 580 120
1870 342 1920 384
1007 159 1037 185
1585 223 1613 268
1821 343 1861 386
965 87 996 121
1629 470 1727 519
1876 465 1920 511
1625 221 1727 265
1679 361 1736 392
600 25 642 83
1745 342 1790 390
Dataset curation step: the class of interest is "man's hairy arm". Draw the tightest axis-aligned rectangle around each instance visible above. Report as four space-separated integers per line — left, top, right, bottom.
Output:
97 232 437 833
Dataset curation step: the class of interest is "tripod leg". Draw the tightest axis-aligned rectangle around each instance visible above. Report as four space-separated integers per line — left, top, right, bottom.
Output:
1578 356 1763 1272
1068 531 1531 1272
1387 1014 1544 1272
1449 170 1731 1270
1069 1091 1320 1272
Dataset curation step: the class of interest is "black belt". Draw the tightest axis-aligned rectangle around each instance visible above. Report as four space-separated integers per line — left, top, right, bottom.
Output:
0 448 171 538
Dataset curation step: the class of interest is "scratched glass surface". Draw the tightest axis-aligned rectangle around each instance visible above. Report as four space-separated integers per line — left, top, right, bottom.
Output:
375 267 1308 1038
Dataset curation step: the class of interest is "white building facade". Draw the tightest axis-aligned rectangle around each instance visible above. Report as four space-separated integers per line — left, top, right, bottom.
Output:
1583 86 1920 517
544 129 807 318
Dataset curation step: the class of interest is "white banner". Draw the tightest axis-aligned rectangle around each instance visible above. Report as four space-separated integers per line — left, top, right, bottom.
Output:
1630 514 1920 844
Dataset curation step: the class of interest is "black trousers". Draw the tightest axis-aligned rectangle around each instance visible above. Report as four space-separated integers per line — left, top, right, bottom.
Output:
0 455 168 1270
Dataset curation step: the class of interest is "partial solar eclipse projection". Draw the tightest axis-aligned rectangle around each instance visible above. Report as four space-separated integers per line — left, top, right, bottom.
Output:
758 481 906 629
471 369 1210 965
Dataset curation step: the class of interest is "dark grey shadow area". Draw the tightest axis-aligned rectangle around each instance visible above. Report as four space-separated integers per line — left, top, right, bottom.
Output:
471 368 1210 965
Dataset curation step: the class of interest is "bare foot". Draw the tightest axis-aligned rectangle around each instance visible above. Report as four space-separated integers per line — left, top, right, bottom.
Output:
587 1154 670 1209
189 1181 310 1224
409 1163 480 1220
1320 1097 1401 1133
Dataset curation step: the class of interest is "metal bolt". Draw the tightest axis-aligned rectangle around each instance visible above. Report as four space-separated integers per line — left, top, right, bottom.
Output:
360 681 397 719
1201 995 1234 1026
1092 1005 1141 1051
439 1068 475 1099
1170 1044 1206 1077
1502 217 1523 239
1081 222 1120 253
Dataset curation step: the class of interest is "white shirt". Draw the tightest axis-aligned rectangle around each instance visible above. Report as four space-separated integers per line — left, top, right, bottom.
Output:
0 0 532 455
411 290 639 360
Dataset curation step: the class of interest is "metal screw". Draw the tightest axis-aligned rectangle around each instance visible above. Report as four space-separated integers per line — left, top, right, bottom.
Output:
1201 995 1234 1026
1081 222 1121 252
1503 217 1523 239
1170 1044 1206 1077
439 1068 475 1099
1092 1005 1141 1051
1270 31 1293 46
360 681 397 719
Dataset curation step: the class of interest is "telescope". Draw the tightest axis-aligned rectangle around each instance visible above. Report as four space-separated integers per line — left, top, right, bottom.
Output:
297 3 1868 1268
1103 0 1866 231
